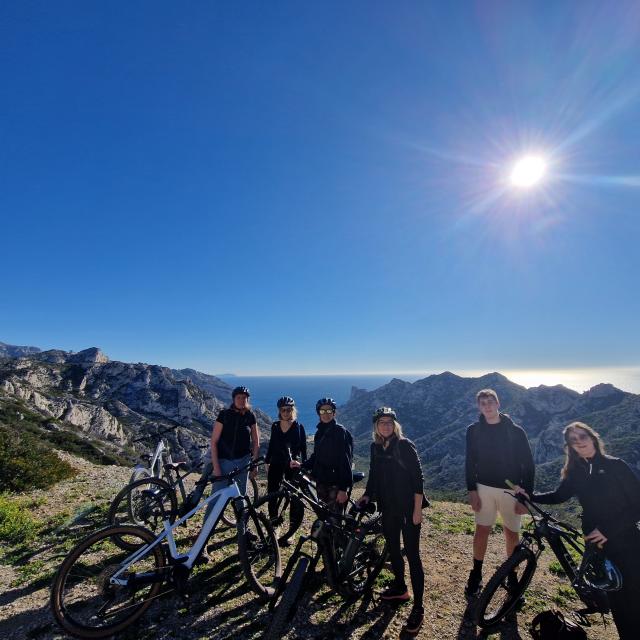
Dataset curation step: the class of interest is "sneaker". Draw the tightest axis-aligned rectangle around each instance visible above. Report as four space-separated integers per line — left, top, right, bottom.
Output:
402 607 424 636
380 584 411 602
464 570 482 599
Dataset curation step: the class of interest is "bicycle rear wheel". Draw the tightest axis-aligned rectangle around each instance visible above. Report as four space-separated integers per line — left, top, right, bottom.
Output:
263 556 309 640
476 546 537 628
237 503 282 599
108 477 177 550
50 525 166 639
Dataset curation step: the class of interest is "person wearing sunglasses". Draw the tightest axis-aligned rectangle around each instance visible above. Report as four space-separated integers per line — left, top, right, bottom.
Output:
357 407 427 637
518 422 640 640
292 397 353 513
264 396 307 545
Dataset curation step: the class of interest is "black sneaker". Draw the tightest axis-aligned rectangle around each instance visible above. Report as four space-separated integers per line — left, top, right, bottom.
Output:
402 606 424 636
464 570 482 599
380 584 411 602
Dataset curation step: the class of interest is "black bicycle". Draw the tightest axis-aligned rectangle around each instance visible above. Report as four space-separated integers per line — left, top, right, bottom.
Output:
262 470 388 640
475 488 609 628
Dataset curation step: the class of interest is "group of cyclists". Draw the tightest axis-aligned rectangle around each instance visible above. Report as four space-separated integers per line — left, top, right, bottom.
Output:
212 385 639 640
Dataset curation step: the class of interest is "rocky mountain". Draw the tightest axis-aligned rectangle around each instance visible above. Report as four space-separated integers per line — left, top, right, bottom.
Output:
339 372 640 496
0 341 41 358
0 344 272 468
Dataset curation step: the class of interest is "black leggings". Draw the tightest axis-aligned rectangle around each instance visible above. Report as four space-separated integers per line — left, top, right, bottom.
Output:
605 528 640 640
267 463 304 536
382 513 424 606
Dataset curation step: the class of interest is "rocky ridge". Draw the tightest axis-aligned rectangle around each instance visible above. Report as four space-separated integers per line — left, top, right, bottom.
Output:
0 345 272 466
339 371 640 494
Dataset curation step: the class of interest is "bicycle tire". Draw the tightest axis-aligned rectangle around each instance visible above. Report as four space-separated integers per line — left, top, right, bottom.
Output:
51 525 165 639
222 476 259 526
129 467 152 484
108 477 177 550
237 503 282 599
476 545 537 628
263 556 309 640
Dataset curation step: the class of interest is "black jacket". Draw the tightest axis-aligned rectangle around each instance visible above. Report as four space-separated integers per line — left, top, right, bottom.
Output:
265 421 307 465
363 436 425 517
465 413 535 493
534 453 640 541
303 420 353 491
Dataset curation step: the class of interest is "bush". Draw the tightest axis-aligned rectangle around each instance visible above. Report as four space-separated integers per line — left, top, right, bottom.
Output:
0 495 41 544
0 424 76 492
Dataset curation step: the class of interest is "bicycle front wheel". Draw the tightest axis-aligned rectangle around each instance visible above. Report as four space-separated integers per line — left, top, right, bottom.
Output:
108 477 177 550
263 556 309 640
237 503 282 599
222 476 259 526
338 515 388 598
50 525 166 639
476 546 537 628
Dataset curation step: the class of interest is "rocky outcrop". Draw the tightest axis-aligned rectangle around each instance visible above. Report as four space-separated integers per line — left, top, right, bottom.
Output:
0 342 41 358
0 345 271 467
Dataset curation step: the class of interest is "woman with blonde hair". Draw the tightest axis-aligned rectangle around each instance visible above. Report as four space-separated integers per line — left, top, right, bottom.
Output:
523 421 640 640
358 407 428 637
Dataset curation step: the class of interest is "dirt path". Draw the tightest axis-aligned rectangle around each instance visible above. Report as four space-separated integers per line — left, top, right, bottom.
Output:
0 454 618 640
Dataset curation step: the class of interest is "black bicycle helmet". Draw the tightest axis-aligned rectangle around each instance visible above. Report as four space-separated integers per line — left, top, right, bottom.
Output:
232 386 251 398
277 396 295 408
372 406 397 424
315 397 337 413
579 546 623 592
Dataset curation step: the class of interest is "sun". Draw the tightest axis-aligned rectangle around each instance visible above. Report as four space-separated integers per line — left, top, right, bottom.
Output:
510 155 547 188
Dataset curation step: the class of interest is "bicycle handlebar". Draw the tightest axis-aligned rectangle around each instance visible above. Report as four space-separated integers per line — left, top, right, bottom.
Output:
209 456 265 484
503 479 581 537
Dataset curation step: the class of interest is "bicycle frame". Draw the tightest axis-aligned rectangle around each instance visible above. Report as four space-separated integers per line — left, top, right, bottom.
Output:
511 492 607 612
110 479 243 585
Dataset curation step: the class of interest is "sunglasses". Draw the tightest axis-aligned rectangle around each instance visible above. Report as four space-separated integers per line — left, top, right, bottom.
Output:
280 407 293 413
567 432 591 445
377 419 395 426
318 408 335 415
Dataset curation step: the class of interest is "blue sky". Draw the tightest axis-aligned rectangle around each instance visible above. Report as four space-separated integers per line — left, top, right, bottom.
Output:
2 1 640 379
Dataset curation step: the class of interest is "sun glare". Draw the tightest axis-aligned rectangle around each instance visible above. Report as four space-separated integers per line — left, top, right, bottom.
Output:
510 155 547 188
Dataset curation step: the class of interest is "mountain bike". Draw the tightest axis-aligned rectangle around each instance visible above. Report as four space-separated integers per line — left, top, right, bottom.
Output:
475 488 610 628
51 458 280 639
125 427 258 528
262 470 388 640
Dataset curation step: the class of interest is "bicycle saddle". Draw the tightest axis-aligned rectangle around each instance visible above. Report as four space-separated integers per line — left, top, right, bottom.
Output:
352 471 365 483
164 461 189 472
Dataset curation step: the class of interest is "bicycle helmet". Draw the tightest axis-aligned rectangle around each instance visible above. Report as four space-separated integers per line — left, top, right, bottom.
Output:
232 386 251 398
579 546 623 592
315 397 337 413
277 396 296 408
372 406 397 423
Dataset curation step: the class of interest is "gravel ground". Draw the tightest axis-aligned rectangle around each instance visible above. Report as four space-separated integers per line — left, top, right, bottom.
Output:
0 453 618 640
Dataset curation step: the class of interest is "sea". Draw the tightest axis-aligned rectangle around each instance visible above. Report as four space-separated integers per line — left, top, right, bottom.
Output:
218 375 421 433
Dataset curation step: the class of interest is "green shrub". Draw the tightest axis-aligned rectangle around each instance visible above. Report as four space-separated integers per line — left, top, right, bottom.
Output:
0 495 41 544
0 424 76 492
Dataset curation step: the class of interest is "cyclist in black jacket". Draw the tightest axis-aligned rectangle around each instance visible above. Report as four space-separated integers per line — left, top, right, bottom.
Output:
358 407 427 637
265 396 307 545
293 397 353 513
465 388 534 598
522 422 640 640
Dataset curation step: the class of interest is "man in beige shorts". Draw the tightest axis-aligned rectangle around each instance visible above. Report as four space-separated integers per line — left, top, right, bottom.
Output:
464 389 534 598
